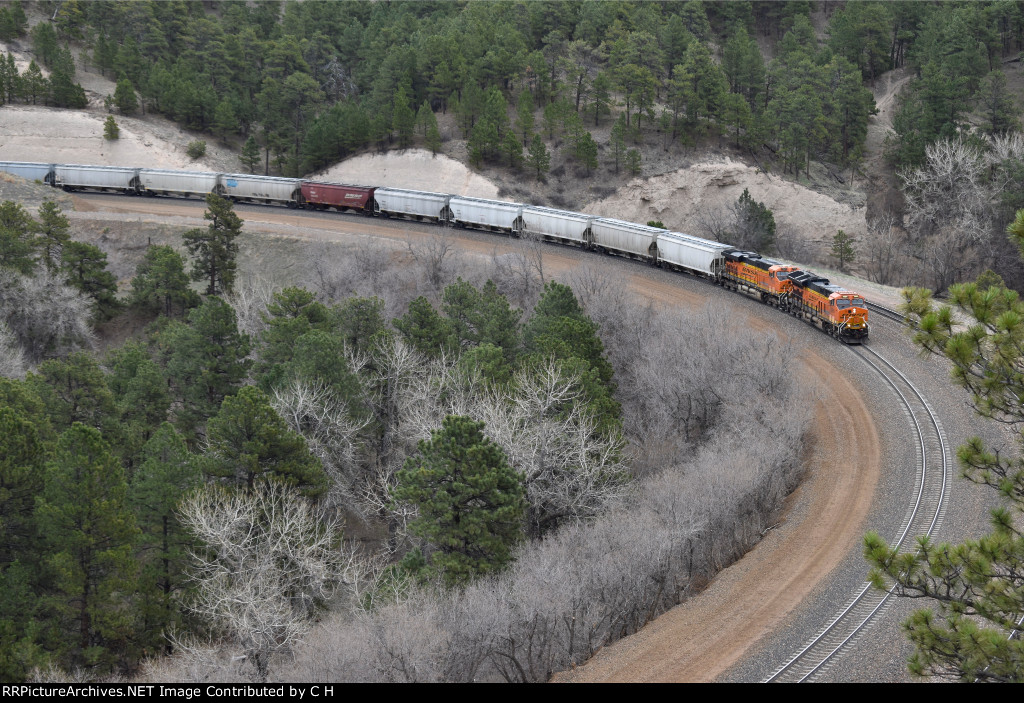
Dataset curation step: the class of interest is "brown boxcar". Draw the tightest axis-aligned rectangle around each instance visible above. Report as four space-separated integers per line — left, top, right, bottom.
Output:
301 181 376 214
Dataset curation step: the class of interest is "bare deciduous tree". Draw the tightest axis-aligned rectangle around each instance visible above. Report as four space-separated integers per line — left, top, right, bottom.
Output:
0 320 26 379
178 483 351 682
862 212 906 286
405 228 461 293
271 378 370 518
488 231 546 309
900 137 991 245
0 268 93 362
225 273 279 341
475 360 629 537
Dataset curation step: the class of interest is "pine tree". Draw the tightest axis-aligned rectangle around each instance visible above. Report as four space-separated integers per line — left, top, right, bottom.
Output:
183 193 243 296
113 75 138 115
0 200 39 275
589 71 612 126
736 188 777 253
103 115 119 140
392 86 415 149
130 244 199 317
204 385 327 498
240 135 261 174
425 121 442 155
163 297 252 435
525 134 551 181
502 130 523 168
576 131 598 175
212 99 238 140
35 423 138 671
130 423 200 654
392 415 525 586
867 210 1024 680
0 406 44 568
393 296 456 358
415 100 437 139
106 342 171 466
20 60 45 105
36 200 69 273
516 89 535 142
29 351 118 436
60 241 121 320
609 114 627 174
830 229 856 271
625 147 642 176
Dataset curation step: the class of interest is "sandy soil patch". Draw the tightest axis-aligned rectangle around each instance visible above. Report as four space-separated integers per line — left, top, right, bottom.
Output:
312 148 500 199
581 157 868 246
0 104 243 173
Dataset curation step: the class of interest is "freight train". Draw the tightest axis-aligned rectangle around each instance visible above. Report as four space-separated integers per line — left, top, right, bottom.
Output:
0 161 869 343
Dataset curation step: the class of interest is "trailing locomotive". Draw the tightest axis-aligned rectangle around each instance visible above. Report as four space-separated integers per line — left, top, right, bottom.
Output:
0 160 868 343
722 250 867 343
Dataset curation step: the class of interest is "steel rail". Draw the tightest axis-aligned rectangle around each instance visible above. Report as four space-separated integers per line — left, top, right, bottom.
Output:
765 345 949 682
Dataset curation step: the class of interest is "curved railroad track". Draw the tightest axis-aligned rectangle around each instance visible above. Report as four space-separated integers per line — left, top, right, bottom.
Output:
765 339 951 682
865 300 907 325
67 193 940 681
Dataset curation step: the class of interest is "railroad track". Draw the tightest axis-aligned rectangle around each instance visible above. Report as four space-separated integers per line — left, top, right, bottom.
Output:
865 300 906 325
765 344 950 682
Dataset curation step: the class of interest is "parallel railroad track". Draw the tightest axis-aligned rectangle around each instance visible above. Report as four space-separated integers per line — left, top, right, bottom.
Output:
865 300 906 325
765 343 950 682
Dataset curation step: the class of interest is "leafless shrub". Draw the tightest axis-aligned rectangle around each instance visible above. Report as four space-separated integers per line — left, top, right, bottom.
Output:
406 228 462 294
488 232 546 310
862 212 908 286
271 378 371 519
178 482 353 682
900 137 991 245
0 320 27 379
351 238 397 295
0 268 94 362
226 273 279 341
772 223 816 264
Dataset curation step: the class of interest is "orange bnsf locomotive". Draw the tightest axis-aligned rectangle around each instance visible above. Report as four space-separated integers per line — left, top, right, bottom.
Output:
722 250 869 344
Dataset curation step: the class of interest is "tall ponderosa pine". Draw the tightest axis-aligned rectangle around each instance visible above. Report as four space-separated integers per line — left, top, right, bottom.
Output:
35 424 138 671
131 422 200 651
36 200 69 273
183 193 243 296
163 297 252 434
393 415 525 586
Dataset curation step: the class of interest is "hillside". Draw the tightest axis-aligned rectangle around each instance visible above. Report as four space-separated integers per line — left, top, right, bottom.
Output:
0 34 890 280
